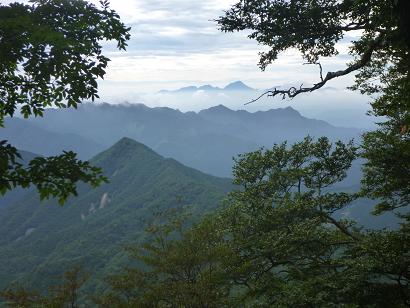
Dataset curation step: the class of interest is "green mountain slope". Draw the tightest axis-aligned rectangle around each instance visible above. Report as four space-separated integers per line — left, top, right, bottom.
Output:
0 138 233 292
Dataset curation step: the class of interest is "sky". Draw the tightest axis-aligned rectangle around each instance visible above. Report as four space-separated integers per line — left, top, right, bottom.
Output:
97 0 357 91
3 0 375 127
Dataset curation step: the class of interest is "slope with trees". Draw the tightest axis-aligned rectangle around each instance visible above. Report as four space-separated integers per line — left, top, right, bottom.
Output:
0 138 233 296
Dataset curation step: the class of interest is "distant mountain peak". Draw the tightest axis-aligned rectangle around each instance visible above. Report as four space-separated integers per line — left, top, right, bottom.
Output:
273 106 301 116
158 81 254 93
116 137 140 145
224 81 254 91
113 137 153 150
198 84 219 91
206 104 232 112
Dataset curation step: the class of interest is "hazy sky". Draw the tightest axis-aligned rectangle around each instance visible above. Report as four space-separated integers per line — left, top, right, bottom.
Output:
4 0 374 125
4 0 362 91
98 0 357 90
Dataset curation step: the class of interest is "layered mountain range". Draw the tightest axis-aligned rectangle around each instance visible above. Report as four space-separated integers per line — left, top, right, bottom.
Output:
158 81 255 93
0 114 393 295
3 103 362 177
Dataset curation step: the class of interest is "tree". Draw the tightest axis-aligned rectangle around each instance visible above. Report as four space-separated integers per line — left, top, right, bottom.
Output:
96 2 409 305
215 0 410 305
217 137 407 306
3 1 408 306
216 0 409 210
0 0 130 204
100 138 409 306
101 2 410 305
97 210 235 307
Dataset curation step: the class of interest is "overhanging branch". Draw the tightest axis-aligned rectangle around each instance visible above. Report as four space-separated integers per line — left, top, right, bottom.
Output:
245 35 384 105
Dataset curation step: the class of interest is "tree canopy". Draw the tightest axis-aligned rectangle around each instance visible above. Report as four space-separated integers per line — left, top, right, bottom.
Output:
95 1 410 306
99 137 409 306
0 0 130 203
216 0 410 215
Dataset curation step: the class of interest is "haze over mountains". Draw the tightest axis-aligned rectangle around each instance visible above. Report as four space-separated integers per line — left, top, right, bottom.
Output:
0 137 396 295
0 137 394 294
0 104 394 297
4 103 362 177
101 80 377 129
0 118 105 160
158 81 255 93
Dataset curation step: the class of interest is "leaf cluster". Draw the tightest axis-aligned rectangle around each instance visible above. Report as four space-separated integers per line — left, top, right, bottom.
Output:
0 0 130 203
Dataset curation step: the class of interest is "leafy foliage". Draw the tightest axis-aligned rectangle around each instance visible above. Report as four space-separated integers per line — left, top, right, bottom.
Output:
217 0 410 211
0 0 130 119
0 140 105 204
0 0 130 203
98 211 235 307
217 0 408 73
219 1 410 305
100 138 408 307
1 1 409 306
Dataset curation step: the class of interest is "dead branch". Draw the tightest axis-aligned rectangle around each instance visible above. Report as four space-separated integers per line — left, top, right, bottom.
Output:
245 35 384 105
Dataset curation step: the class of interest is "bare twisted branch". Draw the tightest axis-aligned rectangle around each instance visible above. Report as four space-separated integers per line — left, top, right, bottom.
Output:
245 35 384 105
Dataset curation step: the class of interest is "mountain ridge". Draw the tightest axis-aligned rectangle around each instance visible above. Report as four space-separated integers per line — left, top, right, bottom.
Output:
0 117 104 159
0 137 233 292
14 103 363 177
158 81 255 93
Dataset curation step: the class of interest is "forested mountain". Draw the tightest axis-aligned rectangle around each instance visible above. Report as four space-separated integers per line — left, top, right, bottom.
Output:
13 103 362 177
0 138 233 293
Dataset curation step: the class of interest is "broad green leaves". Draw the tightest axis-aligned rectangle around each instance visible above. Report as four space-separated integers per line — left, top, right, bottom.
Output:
0 0 130 203
0 0 130 122
0 140 107 204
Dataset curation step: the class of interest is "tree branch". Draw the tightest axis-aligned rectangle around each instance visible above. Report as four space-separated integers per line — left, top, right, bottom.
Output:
245 35 384 105
324 214 359 241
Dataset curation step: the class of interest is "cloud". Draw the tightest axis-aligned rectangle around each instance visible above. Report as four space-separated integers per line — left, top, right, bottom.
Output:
95 0 360 94
3 0 364 110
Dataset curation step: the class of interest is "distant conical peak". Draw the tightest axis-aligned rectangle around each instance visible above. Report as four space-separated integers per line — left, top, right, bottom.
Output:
224 81 254 90
158 81 254 93
208 104 232 112
227 81 245 86
278 106 300 115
